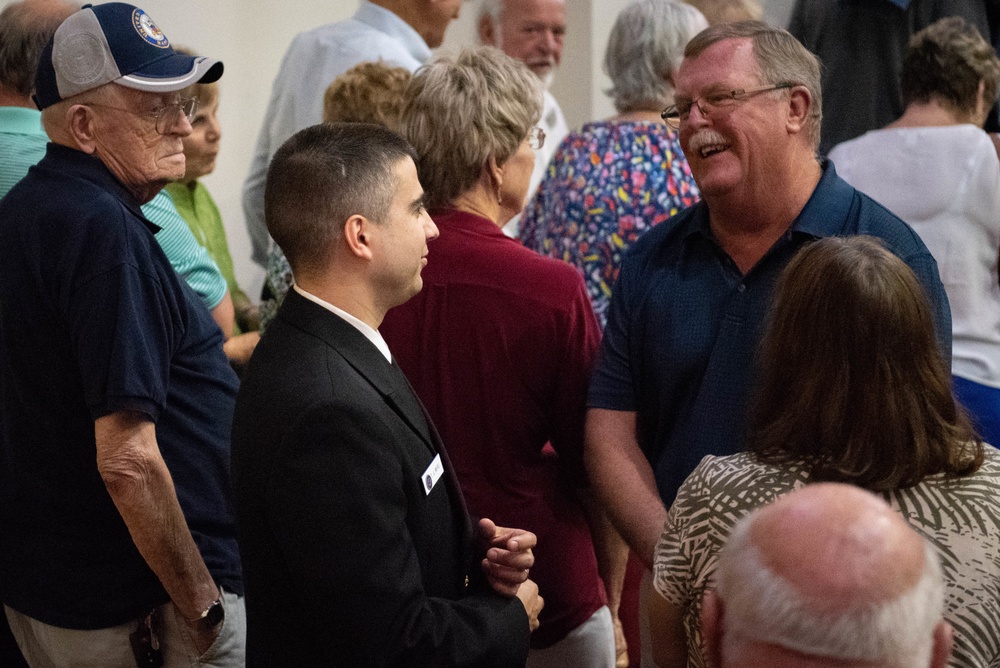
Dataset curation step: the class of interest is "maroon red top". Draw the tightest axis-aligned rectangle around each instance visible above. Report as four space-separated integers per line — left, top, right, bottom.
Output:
381 208 606 647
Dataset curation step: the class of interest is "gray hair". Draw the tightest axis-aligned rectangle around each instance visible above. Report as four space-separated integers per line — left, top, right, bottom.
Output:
715 513 945 668
0 0 76 97
685 20 823 150
604 0 709 113
399 46 542 209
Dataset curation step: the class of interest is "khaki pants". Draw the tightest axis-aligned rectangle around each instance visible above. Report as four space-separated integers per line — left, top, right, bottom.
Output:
4 589 245 668
527 605 617 668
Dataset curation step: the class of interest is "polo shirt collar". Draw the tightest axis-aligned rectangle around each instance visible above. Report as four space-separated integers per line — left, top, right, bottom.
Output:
0 106 46 137
682 159 850 243
41 143 159 233
354 0 432 66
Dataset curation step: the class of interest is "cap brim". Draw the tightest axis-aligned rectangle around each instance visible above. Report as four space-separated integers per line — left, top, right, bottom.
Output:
118 54 223 93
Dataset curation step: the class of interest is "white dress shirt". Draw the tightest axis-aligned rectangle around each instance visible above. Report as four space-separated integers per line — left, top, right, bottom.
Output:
293 285 392 363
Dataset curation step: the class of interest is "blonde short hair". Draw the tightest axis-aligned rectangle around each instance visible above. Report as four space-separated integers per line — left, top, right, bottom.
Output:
323 61 412 130
398 46 541 209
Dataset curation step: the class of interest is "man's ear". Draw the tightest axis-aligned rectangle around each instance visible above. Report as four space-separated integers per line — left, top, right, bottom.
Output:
343 214 374 260
66 104 98 154
478 13 497 46
785 85 812 136
930 621 954 668
700 589 724 668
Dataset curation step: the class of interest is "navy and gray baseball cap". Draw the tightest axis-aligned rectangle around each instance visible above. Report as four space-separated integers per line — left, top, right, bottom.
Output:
34 2 223 110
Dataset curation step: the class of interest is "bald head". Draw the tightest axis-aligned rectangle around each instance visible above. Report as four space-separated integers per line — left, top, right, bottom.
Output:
703 484 953 668
753 484 926 612
0 0 77 102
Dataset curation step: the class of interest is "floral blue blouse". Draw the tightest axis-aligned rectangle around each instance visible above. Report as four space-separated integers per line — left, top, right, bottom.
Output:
520 120 700 327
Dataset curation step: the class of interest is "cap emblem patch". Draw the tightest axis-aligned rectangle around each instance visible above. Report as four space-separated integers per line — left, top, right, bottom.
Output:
132 9 169 48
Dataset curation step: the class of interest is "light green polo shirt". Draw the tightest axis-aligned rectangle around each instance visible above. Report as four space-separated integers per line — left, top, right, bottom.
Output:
0 106 48 198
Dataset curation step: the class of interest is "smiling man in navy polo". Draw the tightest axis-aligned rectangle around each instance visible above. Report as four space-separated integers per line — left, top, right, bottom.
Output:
584 20 951 658
0 4 244 665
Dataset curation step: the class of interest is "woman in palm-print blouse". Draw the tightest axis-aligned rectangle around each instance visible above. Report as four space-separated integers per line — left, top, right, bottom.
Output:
649 236 999 668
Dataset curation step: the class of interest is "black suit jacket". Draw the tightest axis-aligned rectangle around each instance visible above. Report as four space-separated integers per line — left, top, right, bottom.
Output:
232 291 529 666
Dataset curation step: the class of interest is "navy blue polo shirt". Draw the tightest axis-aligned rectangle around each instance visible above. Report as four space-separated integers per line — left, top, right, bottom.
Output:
589 161 951 506
0 143 242 629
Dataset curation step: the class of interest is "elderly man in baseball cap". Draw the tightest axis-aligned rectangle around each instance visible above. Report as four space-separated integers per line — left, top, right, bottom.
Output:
0 4 244 666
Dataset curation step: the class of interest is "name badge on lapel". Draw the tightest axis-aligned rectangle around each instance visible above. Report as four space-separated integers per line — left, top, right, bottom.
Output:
422 454 444 496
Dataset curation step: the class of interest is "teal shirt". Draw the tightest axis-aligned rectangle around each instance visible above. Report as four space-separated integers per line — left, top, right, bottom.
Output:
141 189 227 310
0 107 48 198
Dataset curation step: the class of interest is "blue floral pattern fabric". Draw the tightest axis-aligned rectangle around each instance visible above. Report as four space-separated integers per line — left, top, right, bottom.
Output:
520 120 700 327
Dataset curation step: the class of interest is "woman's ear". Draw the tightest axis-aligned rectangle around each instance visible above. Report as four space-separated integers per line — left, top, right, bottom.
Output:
487 154 504 204
975 79 989 127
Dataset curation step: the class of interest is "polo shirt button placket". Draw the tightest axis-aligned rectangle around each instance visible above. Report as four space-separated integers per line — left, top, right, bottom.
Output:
737 283 747 293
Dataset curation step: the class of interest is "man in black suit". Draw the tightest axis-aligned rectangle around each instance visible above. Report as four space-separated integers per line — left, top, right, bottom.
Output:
231 122 543 666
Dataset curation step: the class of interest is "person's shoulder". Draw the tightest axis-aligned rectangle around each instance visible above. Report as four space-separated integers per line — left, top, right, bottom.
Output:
827 130 880 165
289 14 415 66
9 165 132 235
454 231 588 306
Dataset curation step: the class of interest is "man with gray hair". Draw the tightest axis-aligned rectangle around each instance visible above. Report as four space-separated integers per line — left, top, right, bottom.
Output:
584 20 951 666
0 4 244 665
478 0 568 236
0 0 237 345
701 483 954 668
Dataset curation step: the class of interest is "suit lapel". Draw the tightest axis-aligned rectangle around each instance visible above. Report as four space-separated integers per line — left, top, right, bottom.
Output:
278 291 474 553
277 291 435 454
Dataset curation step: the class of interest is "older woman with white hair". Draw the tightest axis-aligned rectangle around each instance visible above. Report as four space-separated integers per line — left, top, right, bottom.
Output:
381 47 622 667
520 0 706 327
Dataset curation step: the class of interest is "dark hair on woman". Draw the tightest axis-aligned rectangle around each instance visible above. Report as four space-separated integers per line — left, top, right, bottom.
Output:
901 16 1000 119
747 236 983 490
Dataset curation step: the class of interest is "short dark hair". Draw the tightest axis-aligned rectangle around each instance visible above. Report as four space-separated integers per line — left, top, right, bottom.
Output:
264 123 417 277
684 20 822 150
0 0 75 97
747 236 983 490
901 16 1000 119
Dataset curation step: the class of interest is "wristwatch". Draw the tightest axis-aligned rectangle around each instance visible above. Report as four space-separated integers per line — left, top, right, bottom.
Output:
186 592 225 633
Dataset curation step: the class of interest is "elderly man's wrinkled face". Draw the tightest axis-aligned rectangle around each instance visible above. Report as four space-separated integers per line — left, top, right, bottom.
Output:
674 38 791 200
88 86 191 203
494 0 565 86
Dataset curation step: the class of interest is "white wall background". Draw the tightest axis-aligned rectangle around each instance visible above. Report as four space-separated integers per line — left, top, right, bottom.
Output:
1 0 795 298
